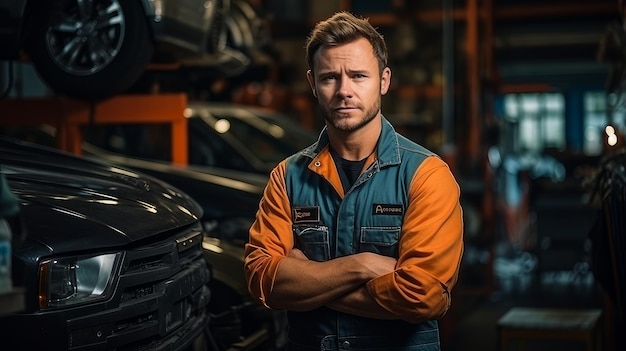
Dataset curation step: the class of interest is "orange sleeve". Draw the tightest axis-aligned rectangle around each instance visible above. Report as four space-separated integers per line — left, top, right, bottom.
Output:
366 156 464 323
244 160 293 309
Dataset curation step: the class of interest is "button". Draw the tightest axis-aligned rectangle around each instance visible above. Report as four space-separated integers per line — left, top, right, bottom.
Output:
341 340 351 349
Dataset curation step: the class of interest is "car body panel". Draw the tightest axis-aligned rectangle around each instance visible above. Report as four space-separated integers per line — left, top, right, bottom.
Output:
2 137 202 249
81 143 265 221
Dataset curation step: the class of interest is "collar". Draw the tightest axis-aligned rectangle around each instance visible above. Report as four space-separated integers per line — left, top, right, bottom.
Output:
301 116 402 169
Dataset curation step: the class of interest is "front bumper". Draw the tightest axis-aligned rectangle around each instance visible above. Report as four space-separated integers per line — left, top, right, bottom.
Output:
2 229 212 350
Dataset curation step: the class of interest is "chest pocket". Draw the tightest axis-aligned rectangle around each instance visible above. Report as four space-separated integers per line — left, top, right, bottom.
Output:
293 224 330 262
359 226 400 257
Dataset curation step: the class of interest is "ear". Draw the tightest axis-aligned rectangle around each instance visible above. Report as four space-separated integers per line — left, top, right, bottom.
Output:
380 67 391 95
306 70 317 97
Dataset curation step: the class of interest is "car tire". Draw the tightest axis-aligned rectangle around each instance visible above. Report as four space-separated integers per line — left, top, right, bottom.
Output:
26 0 154 100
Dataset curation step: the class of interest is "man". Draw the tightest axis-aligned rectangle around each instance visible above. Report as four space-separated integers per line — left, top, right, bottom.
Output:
244 11 464 351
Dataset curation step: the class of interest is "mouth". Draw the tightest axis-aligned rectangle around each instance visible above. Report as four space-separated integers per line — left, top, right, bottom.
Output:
333 106 359 113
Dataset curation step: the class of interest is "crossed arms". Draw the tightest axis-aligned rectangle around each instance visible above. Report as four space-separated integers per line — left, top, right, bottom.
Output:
273 247 399 319
244 156 464 323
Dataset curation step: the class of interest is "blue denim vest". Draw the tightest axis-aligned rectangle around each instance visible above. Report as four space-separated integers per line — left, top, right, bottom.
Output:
284 118 441 351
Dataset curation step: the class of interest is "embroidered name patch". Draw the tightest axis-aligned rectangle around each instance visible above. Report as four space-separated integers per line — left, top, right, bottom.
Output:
292 206 320 223
372 204 404 215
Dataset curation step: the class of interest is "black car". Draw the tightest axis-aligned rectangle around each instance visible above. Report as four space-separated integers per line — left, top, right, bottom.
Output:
80 144 288 351
0 126 288 351
0 136 212 350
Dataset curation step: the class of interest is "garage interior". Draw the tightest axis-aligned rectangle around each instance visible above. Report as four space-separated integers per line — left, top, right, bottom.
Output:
1 0 625 350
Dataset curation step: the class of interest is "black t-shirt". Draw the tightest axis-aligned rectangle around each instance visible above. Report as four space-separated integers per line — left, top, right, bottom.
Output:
330 148 367 193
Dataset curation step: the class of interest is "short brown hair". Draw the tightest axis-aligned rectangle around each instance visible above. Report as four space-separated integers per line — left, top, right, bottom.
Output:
305 12 388 74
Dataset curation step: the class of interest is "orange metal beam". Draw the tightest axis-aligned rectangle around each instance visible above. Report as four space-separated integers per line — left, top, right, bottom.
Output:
483 0 495 85
0 93 189 165
466 0 480 164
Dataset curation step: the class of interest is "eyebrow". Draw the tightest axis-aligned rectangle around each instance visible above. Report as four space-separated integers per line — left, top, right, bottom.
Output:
316 69 371 77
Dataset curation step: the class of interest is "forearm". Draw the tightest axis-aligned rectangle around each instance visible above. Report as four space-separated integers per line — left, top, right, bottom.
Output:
268 253 376 311
327 285 399 320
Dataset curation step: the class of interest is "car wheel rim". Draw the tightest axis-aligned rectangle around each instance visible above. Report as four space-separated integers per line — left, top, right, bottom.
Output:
45 0 126 76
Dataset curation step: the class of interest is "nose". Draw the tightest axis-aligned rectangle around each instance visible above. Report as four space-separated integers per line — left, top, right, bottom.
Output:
336 76 353 99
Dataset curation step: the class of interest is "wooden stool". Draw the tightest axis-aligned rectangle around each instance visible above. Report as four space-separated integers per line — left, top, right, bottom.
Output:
497 307 602 351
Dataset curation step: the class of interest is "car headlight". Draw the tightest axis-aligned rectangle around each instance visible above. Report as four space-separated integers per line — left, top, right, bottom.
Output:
38 252 122 310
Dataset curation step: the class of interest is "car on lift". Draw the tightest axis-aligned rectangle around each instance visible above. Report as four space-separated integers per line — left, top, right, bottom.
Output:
0 0 273 100
0 136 213 350
0 0 221 99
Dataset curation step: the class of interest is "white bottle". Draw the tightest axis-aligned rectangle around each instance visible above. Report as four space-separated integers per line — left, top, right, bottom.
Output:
0 218 11 294
0 172 18 295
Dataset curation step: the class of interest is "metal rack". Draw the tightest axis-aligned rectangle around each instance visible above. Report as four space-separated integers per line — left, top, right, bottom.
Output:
0 93 189 165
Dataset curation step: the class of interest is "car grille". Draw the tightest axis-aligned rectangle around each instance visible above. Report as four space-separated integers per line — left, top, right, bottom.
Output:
67 227 211 350
119 229 205 303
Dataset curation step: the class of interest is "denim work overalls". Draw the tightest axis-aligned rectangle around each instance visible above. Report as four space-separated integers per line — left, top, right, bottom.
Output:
284 118 441 351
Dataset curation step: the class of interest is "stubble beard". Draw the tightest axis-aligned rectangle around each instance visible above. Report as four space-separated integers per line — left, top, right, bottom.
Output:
321 97 381 132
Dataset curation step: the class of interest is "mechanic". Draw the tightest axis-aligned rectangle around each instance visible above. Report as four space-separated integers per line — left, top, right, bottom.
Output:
244 11 464 351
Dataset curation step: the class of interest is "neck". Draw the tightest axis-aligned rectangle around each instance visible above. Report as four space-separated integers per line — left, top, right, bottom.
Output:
327 118 381 161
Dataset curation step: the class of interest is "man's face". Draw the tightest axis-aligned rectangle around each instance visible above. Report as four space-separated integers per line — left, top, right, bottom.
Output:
307 37 391 132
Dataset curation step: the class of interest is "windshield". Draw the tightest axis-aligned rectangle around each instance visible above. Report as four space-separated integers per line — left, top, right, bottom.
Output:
207 111 318 164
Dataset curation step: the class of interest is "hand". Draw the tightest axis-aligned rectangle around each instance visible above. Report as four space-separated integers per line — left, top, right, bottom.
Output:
289 248 309 260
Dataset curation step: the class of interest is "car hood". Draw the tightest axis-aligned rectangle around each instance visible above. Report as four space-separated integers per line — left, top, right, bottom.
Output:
1 137 202 254
83 145 267 220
